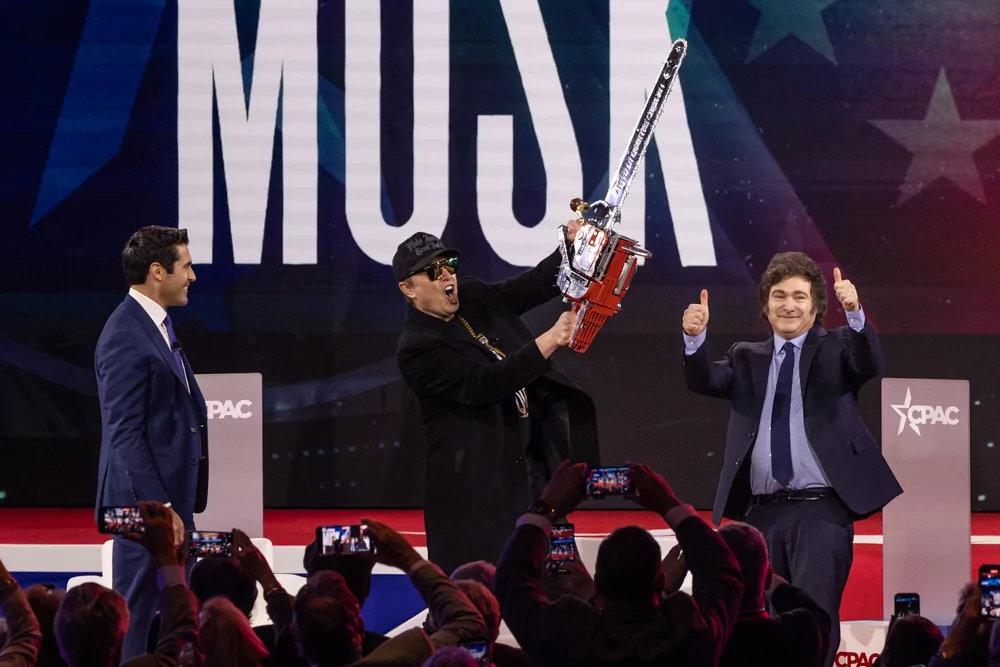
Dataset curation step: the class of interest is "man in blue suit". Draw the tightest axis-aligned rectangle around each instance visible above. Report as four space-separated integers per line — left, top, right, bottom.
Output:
94 225 208 661
681 252 902 665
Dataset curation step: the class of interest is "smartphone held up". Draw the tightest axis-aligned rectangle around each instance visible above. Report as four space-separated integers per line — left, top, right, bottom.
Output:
97 506 144 534
980 565 1000 618
584 466 633 498
188 531 234 558
548 523 577 572
893 592 920 619
316 524 376 556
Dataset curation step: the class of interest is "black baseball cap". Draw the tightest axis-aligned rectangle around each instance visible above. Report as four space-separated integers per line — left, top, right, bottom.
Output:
392 232 460 282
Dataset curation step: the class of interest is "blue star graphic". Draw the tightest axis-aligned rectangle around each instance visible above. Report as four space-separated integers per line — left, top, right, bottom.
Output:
745 0 840 64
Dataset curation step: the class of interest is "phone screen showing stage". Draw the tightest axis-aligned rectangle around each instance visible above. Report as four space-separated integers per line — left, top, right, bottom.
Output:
893 593 919 618
98 506 144 534
316 525 374 555
189 531 234 558
585 466 632 496
548 523 576 567
458 641 490 667
981 566 1000 617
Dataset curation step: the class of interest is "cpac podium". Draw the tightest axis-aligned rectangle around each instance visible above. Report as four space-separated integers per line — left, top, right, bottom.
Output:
193 373 264 537
881 378 970 624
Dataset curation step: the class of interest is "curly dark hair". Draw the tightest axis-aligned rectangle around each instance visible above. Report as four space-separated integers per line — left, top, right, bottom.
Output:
757 252 827 325
121 226 189 286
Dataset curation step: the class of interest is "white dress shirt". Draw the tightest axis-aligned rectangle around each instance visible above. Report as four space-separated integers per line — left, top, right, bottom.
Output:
128 287 170 348
128 288 189 393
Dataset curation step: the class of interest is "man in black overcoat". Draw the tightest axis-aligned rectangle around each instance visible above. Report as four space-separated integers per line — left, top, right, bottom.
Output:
394 224 601 573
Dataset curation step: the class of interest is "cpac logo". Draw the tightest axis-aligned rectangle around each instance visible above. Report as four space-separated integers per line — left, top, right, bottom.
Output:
207 400 253 420
835 653 881 667
890 388 959 436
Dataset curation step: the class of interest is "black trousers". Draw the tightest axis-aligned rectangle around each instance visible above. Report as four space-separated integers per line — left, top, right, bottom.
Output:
743 494 854 667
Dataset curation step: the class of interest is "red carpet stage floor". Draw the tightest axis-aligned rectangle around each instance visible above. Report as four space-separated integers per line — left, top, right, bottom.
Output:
3 508 1000 622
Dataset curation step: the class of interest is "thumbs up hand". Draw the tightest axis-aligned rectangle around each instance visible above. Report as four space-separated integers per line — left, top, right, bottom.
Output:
832 268 860 312
682 289 710 336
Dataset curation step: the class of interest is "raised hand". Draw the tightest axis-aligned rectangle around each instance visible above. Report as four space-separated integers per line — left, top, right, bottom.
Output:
545 558 595 601
682 290 710 336
131 502 179 567
232 529 276 586
363 519 423 573
536 304 581 358
625 463 681 516
832 268 860 312
550 305 580 347
566 217 583 244
539 459 587 518
661 543 687 595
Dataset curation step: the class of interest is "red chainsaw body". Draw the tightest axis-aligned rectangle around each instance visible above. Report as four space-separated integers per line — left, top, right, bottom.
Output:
565 235 643 353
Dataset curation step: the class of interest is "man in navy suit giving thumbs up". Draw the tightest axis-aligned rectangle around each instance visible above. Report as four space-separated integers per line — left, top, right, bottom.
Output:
681 251 901 665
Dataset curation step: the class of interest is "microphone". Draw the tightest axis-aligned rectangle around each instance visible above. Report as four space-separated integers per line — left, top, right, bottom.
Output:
171 340 182 352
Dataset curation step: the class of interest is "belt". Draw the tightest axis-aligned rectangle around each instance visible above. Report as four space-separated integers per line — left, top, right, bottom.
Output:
749 488 833 506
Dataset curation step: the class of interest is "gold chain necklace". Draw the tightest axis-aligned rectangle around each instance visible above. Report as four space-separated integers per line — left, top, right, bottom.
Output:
457 316 529 418
458 316 506 358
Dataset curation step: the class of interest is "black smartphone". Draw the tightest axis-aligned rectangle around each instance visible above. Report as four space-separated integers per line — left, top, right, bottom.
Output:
584 466 633 497
893 592 920 618
980 565 1000 618
316 525 375 555
97 506 144 534
189 531 234 558
458 640 490 667
548 523 576 572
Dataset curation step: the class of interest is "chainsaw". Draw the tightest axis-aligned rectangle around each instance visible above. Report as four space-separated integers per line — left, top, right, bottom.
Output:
557 39 688 352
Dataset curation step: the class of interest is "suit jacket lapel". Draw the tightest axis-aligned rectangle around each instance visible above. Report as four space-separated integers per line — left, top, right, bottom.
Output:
750 339 773 416
182 350 208 419
799 326 827 399
123 297 188 389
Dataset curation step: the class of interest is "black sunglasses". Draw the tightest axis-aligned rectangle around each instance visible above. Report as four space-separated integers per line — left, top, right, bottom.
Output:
410 256 458 281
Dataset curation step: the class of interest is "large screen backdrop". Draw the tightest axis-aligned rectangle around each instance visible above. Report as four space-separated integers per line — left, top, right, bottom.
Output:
3 0 1000 510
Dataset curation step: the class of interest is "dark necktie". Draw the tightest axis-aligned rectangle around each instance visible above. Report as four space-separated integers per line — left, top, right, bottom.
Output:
163 315 187 381
771 341 795 486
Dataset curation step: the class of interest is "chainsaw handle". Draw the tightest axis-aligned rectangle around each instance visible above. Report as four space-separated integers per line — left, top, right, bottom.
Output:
622 244 652 259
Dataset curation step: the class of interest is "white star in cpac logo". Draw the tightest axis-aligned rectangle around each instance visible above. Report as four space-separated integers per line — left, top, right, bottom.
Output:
890 388 960 436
